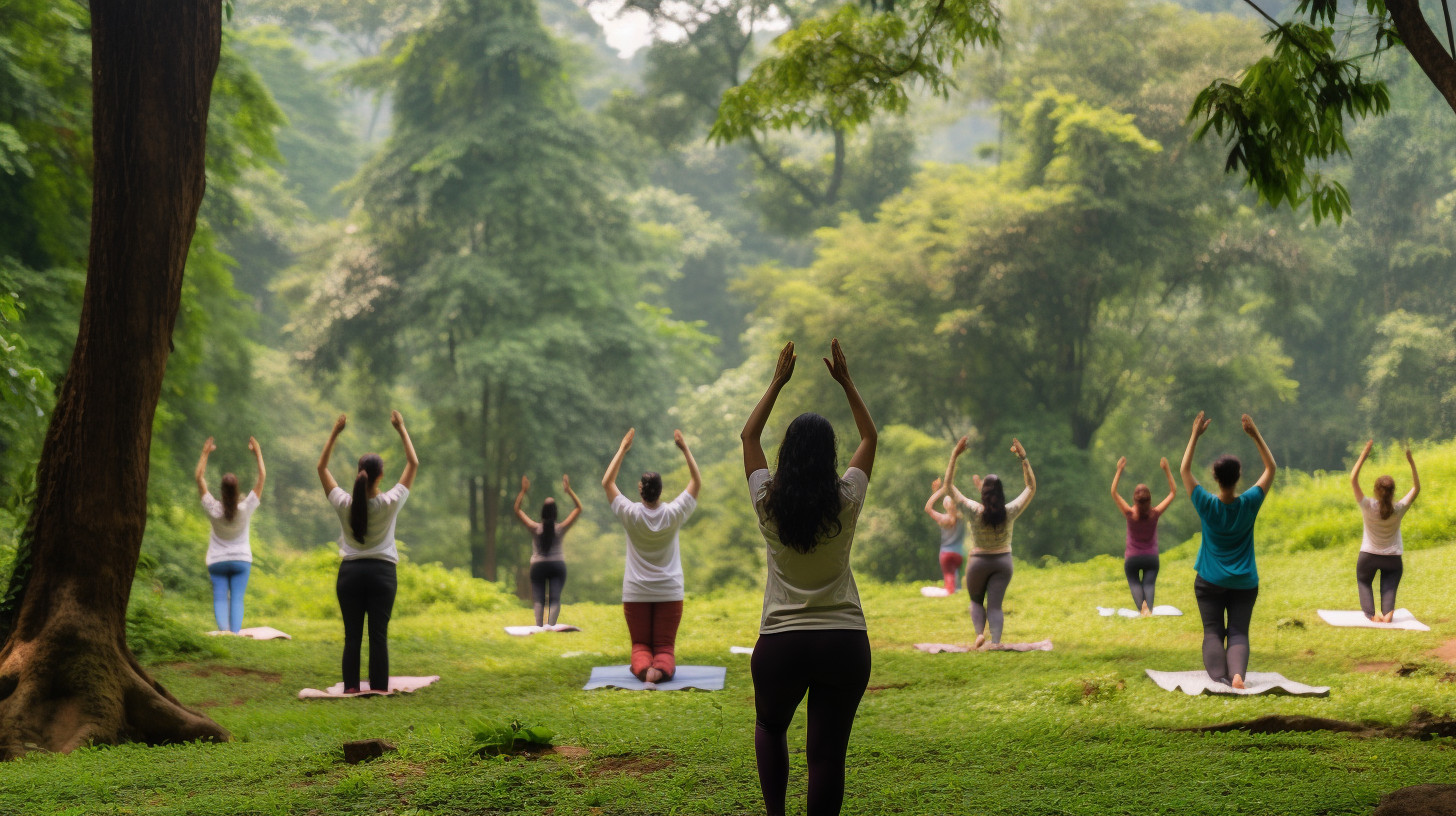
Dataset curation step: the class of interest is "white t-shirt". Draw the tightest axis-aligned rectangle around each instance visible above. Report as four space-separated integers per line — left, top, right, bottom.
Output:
959 488 1032 555
329 484 410 563
1359 496 1411 556
612 491 697 602
750 466 869 634
201 491 260 566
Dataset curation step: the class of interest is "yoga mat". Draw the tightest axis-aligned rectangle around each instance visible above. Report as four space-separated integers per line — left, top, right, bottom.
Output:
206 626 292 640
582 665 726 691
1145 669 1330 697
730 646 754 655
1317 609 1429 631
1096 605 1183 618
920 586 950 598
298 675 440 700
913 640 1053 654
504 624 582 636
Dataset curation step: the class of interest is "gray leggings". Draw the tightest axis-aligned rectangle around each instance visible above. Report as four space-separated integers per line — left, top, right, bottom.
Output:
1355 552 1403 619
1193 576 1258 685
1124 554 1159 609
966 553 1014 643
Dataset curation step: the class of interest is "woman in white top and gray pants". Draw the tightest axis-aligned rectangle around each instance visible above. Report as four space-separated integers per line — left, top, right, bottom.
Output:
741 339 877 816
317 411 419 694
1350 440 1420 622
195 436 265 633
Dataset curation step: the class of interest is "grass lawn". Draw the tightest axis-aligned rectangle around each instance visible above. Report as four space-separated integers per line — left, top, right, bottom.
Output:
4 540 1456 815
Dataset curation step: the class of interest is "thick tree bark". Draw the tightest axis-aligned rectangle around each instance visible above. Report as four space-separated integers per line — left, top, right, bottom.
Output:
0 0 227 756
1386 0 1456 114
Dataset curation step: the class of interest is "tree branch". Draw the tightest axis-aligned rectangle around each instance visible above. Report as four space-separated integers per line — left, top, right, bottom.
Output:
746 133 826 206
1384 0 1456 113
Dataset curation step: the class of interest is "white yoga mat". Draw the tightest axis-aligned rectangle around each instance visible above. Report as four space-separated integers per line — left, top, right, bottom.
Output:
206 626 292 640
582 665 726 691
1145 669 1330 697
504 624 582 636
914 640 1053 654
920 586 950 598
298 675 441 700
1096 605 1183 618
730 646 754 655
1316 609 1429 631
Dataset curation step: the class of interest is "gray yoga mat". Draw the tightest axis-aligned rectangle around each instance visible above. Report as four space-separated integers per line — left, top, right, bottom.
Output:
582 665 726 691
1145 669 1330 697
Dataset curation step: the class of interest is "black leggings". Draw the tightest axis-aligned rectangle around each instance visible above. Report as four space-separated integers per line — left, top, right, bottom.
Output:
1193 576 1258 685
751 629 872 816
1124 554 1159 609
966 553 1013 643
529 560 567 627
337 558 397 692
1356 552 1403 619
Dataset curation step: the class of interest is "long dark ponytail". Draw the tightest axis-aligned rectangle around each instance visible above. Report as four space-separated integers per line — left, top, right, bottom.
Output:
538 498 558 555
351 454 384 543
220 473 240 522
1374 475 1396 520
980 474 1007 527
763 413 843 554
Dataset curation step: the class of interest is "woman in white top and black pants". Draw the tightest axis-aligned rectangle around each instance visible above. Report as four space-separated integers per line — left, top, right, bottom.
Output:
195 435 265 633
317 411 419 694
741 339 877 816
1350 440 1420 622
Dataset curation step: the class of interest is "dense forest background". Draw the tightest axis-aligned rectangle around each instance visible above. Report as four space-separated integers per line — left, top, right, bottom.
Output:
3 0 1454 607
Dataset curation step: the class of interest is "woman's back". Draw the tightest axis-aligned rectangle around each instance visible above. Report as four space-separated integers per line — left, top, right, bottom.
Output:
330 484 410 561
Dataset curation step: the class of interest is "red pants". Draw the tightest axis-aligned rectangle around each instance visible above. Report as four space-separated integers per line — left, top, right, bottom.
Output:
939 551 964 594
623 600 683 681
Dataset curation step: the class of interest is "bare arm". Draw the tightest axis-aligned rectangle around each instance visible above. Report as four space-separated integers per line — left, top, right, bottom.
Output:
1109 456 1131 515
513 476 538 530
675 430 702 499
1242 414 1276 493
248 436 266 499
318 415 346 495
741 342 795 478
602 428 634 504
825 339 877 478
1404 447 1420 505
1154 457 1177 514
1012 439 1036 501
195 437 215 497
391 410 419 490
925 478 954 526
1350 439 1372 502
1180 411 1209 496
562 475 583 527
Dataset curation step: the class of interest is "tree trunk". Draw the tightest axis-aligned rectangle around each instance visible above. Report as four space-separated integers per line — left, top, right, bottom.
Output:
0 0 227 756
482 471 500 582
1386 0 1456 115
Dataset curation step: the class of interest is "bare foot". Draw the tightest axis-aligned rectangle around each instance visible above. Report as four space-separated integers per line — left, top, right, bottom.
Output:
645 668 664 683
1383 611 1396 623
974 633 986 650
1140 601 1152 617
1231 674 1245 690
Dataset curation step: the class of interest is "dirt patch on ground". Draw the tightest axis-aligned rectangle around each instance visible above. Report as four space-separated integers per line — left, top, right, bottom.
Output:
1181 710 1456 740
1373 785 1456 816
866 683 909 693
1355 661 1399 673
550 746 590 759
1429 639 1456 664
590 754 673 777
164 663 282 683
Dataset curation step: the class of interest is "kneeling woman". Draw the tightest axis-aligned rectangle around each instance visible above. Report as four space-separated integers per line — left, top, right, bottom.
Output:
1109 455 1176 615
1179 411 1275 689
318 411 419 694
1350 440 1420 622
514 474 583 628
742 339 877 816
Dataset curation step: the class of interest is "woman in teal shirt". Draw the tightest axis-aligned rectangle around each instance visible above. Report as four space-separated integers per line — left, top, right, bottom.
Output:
1179 411 1276 689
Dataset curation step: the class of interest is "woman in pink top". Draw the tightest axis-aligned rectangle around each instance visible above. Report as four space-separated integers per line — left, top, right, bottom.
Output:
1110 456 1176 615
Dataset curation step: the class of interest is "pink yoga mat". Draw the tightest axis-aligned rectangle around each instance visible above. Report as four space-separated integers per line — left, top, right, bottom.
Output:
297 675 440 699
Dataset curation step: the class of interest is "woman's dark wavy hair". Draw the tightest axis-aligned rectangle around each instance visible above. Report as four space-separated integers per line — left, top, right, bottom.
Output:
979 474 1007 527
763 413 843 554
1132 483 1152 522
220 473 240 522
1212 455 1241 489
539 498 558 554
350 454 384 543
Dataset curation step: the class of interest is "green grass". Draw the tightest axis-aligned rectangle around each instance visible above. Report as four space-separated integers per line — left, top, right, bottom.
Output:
5 536 1456 816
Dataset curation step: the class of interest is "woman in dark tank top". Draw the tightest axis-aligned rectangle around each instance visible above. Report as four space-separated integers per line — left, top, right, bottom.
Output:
1110 455 1177 615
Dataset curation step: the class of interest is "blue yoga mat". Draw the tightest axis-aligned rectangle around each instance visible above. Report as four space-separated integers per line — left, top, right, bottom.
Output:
582 665 726 691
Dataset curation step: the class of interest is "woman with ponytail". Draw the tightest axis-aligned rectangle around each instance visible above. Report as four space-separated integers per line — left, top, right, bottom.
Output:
318 411 419 694
514 474 583 628
741 339 877 816
923 478 966 595
1350 440 1420 622
1110 455 1177 615
933 434 1036 648
196 436 266 633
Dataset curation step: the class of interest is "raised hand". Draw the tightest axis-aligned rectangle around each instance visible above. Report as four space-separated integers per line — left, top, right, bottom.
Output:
971 474 984 491
248 436 259 453
1361 439 1374 457
1011 438 1027 460
1116 456 1127 471
520 475 530 493
823 338 851 386
1159 456 1171 472
674 429 688 451
954 435 969 457
203 437 217 454
332 414 348 435
1240 413 1258 438
621 428 635 452
1191 411 1210 439
932 477 943 491
772 341 796 388
391 410 405 431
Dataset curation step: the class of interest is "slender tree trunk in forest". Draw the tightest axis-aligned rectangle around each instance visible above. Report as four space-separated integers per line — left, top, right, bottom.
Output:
0 0 227 756
482 472 500 582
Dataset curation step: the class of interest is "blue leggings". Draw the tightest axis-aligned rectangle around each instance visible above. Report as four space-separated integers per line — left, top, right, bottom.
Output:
208 560 251 632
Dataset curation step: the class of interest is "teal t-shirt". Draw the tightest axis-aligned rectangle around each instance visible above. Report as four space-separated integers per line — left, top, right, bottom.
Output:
1191 484 1265 589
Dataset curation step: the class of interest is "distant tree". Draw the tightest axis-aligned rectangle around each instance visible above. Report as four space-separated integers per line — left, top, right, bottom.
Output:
0 0 227 754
